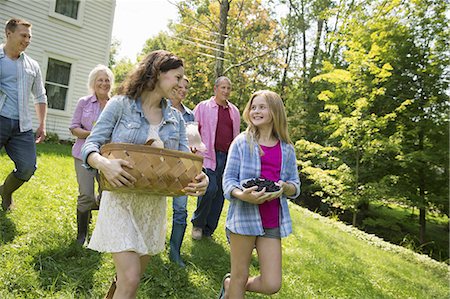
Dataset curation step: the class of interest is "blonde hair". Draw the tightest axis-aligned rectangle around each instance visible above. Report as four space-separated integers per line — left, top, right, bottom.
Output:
243 90 292 152
87 64 114 97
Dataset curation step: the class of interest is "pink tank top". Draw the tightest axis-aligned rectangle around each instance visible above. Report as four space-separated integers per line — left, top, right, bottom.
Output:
259 141 281 228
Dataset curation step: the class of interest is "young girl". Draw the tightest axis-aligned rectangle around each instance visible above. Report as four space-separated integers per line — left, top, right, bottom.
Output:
219 90 300 298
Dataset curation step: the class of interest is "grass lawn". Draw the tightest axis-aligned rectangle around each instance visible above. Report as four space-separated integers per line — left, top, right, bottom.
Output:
0 143 448 298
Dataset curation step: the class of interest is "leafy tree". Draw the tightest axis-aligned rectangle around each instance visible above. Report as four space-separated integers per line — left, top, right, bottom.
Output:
111 58 134 92
143 0 284 110
297 0 449 238
383 0 450 243
109 38 121 68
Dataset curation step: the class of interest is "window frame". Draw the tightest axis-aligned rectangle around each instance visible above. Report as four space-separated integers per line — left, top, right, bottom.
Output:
48 0 85 27
43 54 76 116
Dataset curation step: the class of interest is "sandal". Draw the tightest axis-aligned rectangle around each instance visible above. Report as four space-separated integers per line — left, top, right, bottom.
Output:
104 275 117 299
218 273 230 299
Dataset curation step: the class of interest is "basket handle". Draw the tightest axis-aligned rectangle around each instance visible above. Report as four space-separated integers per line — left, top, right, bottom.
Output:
145 139 155 146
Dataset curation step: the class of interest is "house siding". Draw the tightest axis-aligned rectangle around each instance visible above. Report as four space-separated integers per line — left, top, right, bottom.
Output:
0 0 116 140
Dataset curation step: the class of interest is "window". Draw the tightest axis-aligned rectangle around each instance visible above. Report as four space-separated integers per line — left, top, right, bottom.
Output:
48 0 85 26
54 0 80 20
45 58 72 111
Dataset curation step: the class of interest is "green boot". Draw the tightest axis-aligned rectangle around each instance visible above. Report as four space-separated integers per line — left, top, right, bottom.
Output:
1 173 25 211
76 210 90 245
169 223 187 267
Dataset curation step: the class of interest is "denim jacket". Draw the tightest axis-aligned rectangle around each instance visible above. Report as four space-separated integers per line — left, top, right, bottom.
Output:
223 132 301 238
81 95 189 168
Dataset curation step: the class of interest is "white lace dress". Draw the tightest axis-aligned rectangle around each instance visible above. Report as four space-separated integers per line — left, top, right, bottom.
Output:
88 124 167 256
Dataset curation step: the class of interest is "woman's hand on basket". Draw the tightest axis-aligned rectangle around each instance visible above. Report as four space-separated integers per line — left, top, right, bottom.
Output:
99 158 137 188
183 171 209 196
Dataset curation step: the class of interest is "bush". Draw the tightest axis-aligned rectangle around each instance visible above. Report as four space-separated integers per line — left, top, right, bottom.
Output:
44 132 60 144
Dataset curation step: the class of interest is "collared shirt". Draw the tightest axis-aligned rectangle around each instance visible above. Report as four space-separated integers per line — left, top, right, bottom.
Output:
70 94 104 160
193 96 240 170
81 95 189 169
0 46 47 132
168 100 195 123
223 132 301 238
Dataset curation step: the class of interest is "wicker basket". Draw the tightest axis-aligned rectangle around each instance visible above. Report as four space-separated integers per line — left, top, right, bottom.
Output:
99 143 203 196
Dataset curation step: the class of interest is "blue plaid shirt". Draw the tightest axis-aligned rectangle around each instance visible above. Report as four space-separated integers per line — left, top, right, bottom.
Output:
223 132 301 238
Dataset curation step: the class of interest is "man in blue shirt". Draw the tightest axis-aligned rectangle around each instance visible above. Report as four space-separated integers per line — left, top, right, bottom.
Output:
168 75 195 267
0 18 47 211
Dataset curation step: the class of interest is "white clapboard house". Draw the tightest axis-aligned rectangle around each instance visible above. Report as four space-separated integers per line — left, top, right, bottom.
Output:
0 0 116 140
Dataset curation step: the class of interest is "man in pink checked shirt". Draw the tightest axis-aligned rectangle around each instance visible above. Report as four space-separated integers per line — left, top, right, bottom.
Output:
191 76 240 240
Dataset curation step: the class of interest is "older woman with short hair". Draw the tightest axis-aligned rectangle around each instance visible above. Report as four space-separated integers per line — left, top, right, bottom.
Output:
69 64 114 245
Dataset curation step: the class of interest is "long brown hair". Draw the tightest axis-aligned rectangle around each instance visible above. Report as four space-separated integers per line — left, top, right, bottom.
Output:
243 90 292 152
117 50 183 99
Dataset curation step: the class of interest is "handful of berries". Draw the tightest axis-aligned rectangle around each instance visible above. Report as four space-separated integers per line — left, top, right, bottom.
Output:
242 178 280 192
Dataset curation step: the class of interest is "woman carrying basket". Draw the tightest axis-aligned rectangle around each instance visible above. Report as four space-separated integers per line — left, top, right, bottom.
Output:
81 50 208 299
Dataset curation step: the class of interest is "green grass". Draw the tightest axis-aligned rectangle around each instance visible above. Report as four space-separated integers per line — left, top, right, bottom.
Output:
0 144 448 298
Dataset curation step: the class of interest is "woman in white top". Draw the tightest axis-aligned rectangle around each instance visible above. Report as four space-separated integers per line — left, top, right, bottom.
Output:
81 50 208 299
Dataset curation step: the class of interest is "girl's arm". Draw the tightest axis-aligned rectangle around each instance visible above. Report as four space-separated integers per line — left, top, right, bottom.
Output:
278 143 301 198
81 97 121 168
223 136 243 200
277 181 297 197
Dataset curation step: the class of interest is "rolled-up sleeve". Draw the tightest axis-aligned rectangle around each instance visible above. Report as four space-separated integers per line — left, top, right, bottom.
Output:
284 144 301 199
70 98 84 130
223 138 244 200
81 98 120 169
31 62 47 104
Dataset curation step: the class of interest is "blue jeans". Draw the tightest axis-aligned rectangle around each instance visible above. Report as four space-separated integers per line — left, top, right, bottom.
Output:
191 151 227 236
172 195 188 225
0 116 37 181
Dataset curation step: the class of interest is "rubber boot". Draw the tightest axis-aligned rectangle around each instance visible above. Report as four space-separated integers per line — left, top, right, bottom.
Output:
169 223 187 267
1 172 25 211
76 210 90 245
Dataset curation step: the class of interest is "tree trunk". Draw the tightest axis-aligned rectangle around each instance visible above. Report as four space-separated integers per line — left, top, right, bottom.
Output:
308 18 324 81
352 211 357 227
418 127 426 244
280 4 295 97
301 0 307 84
419 207 426 244
214 0 230 78
353 148 360 227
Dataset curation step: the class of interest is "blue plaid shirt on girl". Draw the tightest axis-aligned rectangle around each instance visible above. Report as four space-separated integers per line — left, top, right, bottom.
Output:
223 132 301 238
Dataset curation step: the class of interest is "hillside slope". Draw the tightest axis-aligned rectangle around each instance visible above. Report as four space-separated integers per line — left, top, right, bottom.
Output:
0 145 448 298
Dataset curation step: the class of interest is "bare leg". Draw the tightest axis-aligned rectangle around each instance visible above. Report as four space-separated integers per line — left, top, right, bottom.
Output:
112 252 151 299
246 237 282 295
225 233 256 299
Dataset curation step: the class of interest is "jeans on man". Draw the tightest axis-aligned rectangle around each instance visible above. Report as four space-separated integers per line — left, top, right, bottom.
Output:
191 151 227 236
0 116 37 181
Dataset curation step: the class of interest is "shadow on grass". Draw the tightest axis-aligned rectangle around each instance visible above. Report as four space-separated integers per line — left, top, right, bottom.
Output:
140 254 194 298
0 210 16 244
189 238 231 297
33 242 102 295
